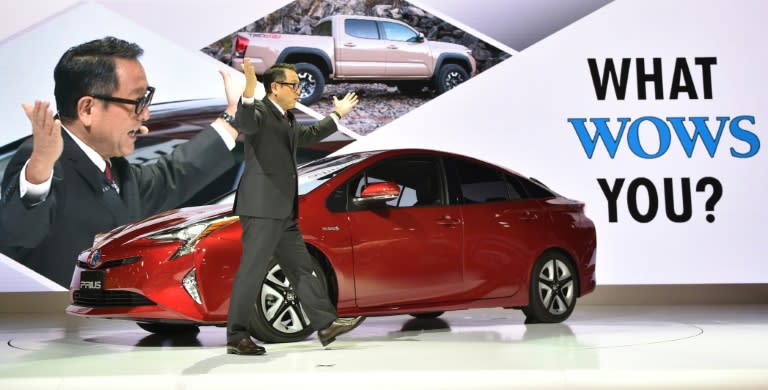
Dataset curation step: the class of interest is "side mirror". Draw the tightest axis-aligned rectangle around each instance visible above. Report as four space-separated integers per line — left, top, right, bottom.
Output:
416 32 425 42
352 181 400 207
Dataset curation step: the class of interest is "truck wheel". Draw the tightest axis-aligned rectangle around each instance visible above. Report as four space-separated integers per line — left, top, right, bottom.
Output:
433 64 469 94
295 63 325 105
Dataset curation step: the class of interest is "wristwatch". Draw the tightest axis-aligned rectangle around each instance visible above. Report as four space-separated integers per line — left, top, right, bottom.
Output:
219 112 238 128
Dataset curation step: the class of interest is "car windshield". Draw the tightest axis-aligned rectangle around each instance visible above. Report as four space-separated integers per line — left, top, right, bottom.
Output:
211 151 380 205
297 151 379 195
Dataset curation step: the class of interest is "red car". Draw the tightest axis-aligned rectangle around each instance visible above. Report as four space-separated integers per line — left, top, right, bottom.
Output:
66 149 596 343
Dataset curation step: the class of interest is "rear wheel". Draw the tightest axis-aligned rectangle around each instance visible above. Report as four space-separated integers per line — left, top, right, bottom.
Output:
522 251 578 323
248 255 329 343
136 322 200 334
433 64 469 94
295 63 325 105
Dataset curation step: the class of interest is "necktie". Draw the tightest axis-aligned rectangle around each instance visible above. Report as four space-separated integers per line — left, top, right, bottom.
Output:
104 164 119 193
104 164 113 183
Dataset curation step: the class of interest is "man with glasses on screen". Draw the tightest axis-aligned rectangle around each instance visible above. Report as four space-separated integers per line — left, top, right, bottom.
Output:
0 36 242 287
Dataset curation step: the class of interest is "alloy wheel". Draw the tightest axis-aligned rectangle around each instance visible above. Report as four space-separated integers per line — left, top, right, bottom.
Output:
297 72 316 102
259 264 310 334
536 258 575 315
443 70 465 90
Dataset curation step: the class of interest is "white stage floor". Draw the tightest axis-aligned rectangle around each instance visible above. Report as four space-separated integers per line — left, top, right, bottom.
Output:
1 305 766 389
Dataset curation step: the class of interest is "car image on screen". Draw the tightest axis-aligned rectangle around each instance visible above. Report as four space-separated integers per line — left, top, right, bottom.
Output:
66 148 596 343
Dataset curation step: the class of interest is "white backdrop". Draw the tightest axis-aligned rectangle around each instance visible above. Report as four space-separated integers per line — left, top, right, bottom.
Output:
341 0 767 284
0 0 765 289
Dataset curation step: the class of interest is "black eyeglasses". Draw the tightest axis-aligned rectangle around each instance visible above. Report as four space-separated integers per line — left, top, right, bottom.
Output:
277 81 301 92
91 86 155 115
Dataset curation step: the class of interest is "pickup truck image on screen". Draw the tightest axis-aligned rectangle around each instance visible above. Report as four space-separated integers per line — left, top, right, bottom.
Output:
231 15 477 105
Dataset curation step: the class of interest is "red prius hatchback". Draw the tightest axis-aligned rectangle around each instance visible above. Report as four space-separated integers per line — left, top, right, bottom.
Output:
66 149 596 343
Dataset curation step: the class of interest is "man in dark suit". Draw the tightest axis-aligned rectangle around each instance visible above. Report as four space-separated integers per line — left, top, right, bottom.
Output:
226 59 363 355
0 36 242 287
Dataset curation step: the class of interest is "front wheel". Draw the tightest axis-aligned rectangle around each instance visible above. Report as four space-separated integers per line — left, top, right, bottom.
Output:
522 251 578 324
433 64 469 94
248 255 329 343
295 63 325 105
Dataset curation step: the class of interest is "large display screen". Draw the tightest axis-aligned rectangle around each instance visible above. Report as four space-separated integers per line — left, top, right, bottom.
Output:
0 0 764 290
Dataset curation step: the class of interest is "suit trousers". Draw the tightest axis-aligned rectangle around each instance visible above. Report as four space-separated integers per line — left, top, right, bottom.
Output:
226 216 338 342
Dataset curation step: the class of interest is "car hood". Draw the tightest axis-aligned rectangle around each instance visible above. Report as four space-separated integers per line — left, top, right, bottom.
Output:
92 204 234 248
428 40 471 53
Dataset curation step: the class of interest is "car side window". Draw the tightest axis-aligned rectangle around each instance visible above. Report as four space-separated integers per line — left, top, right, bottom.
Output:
454 159 510 204
345 19 380 40
503 174 526 201
315 21 332 36
381 22 419 42
349 156 443 209
517 176 555 199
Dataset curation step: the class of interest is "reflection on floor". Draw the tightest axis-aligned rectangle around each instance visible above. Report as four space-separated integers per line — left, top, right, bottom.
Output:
1 305 767 389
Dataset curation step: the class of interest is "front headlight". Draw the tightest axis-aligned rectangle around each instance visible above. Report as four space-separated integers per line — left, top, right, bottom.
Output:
148 215 239 259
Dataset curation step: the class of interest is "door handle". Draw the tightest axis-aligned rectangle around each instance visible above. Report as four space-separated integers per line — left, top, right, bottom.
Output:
387 45 399 49
343 42 356 47
518 211 539 221
436 216 461 226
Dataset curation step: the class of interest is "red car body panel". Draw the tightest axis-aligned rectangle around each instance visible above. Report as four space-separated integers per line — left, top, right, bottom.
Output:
67 149 597 325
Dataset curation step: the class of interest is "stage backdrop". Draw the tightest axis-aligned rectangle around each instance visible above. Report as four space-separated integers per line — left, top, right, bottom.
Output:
0 0 764 290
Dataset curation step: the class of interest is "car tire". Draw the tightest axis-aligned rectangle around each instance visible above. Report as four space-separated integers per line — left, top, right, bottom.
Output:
522 251 579 324
248 254 329 343
295 63 325 105
409 311 444 319
136 322 200 334
433 64 469 94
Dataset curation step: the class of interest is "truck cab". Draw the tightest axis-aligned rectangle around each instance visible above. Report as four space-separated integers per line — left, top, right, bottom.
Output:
232 15 476 104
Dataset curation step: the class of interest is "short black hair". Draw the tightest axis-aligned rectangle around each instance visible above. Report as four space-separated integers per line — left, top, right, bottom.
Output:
263 63 296 95
53 36 143 121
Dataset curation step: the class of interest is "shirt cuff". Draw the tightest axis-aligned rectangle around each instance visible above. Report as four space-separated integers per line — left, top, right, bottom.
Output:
241 96 255 105
19 159 52 202
210 121 236 151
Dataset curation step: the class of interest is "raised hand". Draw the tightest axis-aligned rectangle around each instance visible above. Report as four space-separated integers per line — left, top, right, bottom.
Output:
332 92 359 118
219 68 244 110
242 58 257 99
22 101 62 184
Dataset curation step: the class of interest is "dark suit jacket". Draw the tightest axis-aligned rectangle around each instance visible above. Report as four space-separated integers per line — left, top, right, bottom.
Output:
233 98 337 219
0 127 236 286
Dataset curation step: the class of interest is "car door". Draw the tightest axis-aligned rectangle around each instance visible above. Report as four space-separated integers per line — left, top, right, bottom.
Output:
446 157 547 299
380 21 431 77
335 18 387 77
347 155 464 308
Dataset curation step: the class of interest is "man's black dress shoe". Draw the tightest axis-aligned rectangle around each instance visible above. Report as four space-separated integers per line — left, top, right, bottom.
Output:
317 316 366 347
226 338 266 355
